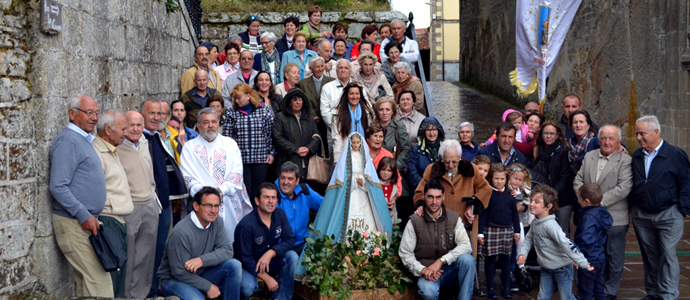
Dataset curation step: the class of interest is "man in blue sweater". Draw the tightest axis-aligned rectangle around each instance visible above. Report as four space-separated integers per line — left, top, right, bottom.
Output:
49 95 112 297
235 183 296 300
158 187 242 300
275 162 323 255
477 122 528 166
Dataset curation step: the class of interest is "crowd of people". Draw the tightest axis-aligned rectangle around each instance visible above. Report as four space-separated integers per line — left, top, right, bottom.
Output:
48 6 688 300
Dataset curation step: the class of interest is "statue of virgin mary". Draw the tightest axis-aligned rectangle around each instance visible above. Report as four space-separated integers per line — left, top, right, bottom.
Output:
312 132 393 243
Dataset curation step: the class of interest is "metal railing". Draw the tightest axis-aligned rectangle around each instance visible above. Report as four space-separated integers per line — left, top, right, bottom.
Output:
405 12 433 117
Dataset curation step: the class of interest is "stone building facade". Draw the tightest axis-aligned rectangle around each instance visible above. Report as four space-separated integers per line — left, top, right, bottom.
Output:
459 1 690 152
429 0 460 82
201 11 408 50
0 0 197 297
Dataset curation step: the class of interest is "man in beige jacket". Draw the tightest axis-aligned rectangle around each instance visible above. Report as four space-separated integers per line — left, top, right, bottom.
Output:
93 110 134 297
574 125 633 299
118 111 160 298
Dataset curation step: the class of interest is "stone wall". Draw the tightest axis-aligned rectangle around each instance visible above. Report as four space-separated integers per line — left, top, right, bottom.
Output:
201 11 408 49
0 0 196 298
459 1 690 152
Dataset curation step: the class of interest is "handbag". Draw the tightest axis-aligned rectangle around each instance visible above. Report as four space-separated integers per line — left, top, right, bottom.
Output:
307 134 330 185
89 224 127 272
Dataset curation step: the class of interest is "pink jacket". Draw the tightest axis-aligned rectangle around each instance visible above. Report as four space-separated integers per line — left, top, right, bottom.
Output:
483 109 530 145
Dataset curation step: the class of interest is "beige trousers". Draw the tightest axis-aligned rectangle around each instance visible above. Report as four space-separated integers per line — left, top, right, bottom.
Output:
52 213 114 297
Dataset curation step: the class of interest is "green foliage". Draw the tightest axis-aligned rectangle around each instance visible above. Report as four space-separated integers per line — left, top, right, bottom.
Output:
165 0 179 13
201 0 390 13
301 219 413 299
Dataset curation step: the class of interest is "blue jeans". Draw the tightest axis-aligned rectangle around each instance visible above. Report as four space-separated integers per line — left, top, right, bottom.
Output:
417 253 475 300
240 250 298 300
577 261 605 300
161 259 242 300
149 206 171 297
538 264 576 300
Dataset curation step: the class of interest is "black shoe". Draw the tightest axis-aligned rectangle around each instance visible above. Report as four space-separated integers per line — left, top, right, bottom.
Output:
640 296 661 300
487 288 498 299
501 288 513 299
510 272 519 292
474 288 487 297
606 295 617 300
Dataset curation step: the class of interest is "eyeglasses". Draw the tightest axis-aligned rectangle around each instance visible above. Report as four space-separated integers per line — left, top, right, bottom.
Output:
199 203 221 210
74 108 100 117
240 57 253 61
248 16 258 21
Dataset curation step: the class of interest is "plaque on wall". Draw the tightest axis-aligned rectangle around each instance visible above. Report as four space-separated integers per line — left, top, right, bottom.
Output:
40 0 62 34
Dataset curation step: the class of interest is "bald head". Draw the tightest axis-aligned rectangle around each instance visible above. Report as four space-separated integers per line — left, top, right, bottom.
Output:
124 111 144 143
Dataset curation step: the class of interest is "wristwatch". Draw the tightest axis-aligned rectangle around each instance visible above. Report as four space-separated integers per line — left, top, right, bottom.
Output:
439 257 447 265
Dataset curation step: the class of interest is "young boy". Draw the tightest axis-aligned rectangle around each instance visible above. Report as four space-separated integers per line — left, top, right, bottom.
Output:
517 185 593 300
574 183 613 300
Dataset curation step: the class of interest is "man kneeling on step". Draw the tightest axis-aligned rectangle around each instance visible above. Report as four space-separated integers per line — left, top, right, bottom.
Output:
399 179 476 300
157 187 242 299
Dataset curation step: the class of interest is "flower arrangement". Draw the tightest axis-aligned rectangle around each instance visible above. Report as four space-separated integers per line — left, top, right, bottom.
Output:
301 219 413 300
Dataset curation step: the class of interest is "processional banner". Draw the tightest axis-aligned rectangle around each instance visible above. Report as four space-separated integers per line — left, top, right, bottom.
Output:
510 0 582 111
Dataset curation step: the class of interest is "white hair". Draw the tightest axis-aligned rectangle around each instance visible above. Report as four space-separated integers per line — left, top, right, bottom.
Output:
439 139 463 159
197 107 218 121
308 56 325 68
391 19 405 27
393 61 411 74
636 115 661 134
458 122 474 133
317 39 331 51
96 109 124 133
69 95 82 110
260 31 277 43
227 35 241 43
598 124 622 142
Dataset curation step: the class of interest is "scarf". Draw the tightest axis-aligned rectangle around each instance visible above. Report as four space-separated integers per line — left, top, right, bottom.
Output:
392 73 413 100
349 103 365 137
236 102 254 116
354 68 383 98
420 138 441 162
568 131 594 168
534 139 561 180
261 50 281 83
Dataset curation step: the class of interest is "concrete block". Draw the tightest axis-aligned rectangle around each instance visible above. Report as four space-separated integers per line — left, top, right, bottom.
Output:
374 11 408 23
29 236 73 297
0 78 10 102
345 12 374 23
0 256 36 296
0 184 36 224
0 224 35 261
34 186 53 237
10 80 31 102
321 12 341 23
9 143 35 181
0 48 30 77
0 107 31 139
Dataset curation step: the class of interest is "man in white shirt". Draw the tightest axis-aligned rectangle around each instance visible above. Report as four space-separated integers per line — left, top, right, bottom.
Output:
180 107 253 243
379 19 420 63
399 179 475 300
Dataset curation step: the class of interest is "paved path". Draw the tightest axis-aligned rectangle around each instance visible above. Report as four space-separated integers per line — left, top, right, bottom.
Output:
427 81 690 300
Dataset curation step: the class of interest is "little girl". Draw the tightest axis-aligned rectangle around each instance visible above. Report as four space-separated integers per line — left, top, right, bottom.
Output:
518 185 593 300
376 157 399 221
478 164 521 299
482 109 529 146
472 155 493 181
506 163 532 289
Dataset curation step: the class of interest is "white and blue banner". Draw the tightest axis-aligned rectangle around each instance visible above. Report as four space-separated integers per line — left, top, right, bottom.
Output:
510 0 582 111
